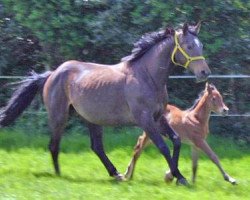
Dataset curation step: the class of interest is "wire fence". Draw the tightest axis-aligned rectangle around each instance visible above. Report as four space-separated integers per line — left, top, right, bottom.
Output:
1 74 250 79
1 74 249 117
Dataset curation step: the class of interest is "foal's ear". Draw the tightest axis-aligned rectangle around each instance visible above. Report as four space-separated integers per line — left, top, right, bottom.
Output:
165 27 175 36
183 22 189 35
194 21 202 34
206 82 214 94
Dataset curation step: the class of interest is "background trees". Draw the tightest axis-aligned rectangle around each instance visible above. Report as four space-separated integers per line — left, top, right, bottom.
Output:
0 0 249 141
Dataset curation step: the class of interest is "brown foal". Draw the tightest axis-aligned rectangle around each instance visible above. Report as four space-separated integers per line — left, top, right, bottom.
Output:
125 83 236 184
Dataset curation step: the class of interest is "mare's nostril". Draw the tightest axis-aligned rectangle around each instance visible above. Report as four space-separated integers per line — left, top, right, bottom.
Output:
201 70 211 78
201 70 207 76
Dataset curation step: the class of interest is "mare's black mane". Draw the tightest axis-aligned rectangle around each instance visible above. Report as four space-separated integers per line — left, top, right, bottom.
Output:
121 24 198 63
121 29 168 62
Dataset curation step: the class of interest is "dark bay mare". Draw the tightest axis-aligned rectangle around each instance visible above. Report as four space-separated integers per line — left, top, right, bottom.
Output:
0 23 210 185
125 83 237 185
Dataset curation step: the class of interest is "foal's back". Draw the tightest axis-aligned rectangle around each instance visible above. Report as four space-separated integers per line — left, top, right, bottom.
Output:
165 104 206 143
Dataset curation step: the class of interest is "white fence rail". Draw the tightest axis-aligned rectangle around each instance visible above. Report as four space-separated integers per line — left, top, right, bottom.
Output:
1 74 249 117
1 74 250 79
169 75 250 79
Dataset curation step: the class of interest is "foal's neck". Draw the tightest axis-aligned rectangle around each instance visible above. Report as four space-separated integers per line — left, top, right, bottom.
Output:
192 95 211 125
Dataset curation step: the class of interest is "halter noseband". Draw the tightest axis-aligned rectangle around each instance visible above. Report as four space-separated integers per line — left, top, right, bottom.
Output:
171 32 205 69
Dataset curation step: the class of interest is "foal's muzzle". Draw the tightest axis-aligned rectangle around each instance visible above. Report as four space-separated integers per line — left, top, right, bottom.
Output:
221 108 229 116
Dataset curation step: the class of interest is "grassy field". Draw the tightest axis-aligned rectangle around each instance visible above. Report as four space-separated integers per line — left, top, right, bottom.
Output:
0 127 250 200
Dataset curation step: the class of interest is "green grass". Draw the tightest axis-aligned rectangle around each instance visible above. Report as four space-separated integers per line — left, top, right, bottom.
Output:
0 128 250 200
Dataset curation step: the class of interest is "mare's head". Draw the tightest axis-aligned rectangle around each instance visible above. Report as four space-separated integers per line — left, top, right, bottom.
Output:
172 22 211 82
205 83 229 116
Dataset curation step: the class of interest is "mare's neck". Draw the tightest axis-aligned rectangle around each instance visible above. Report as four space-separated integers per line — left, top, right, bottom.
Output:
132 37 175 89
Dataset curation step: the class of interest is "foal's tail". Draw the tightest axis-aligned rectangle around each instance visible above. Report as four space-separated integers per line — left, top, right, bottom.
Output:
0 71 52 127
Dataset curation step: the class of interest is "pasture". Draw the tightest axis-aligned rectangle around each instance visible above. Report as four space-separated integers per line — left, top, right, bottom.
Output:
0 127 249 200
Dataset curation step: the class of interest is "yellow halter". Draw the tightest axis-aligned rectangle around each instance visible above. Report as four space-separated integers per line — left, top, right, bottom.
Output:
171 32 205 69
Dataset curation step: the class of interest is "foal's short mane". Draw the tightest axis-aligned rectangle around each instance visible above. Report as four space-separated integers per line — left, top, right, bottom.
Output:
121 29 168 62
187 90 205 111
188 84 216 111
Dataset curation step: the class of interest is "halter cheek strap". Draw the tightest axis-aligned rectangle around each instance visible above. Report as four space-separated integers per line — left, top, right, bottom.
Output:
171 32 205 69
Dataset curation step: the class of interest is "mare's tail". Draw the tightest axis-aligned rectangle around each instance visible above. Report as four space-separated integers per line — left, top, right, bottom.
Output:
0 71 52 127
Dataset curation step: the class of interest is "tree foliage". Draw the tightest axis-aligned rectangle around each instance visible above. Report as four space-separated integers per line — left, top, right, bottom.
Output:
0 0 249 140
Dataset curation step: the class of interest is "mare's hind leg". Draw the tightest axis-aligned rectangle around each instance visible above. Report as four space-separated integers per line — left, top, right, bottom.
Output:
47 100 69 175
87 123 125 181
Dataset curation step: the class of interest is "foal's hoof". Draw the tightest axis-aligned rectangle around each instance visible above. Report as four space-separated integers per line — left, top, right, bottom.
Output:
176 178 189 186
124 169 132 180
114 173 127 182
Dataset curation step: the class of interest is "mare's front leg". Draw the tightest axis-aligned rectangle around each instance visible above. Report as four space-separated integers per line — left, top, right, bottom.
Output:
87 123 125 181
194 138 237 185
124 132 151 180
158 116 188 184
136 112 188 185
165 145 198 184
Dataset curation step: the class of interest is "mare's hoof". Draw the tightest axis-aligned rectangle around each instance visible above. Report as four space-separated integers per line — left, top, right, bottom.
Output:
225 174 237 185
114 173 127 181
55 171 61 176
164 172 174 183
228 177 237 185
176 178 189 186
231 180 237 185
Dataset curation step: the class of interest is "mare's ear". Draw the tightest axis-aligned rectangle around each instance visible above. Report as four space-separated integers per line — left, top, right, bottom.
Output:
183 22 189 35
194 21 202 34
165 27 175 36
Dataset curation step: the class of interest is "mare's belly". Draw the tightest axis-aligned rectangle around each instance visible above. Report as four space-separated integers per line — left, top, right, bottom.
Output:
69 69 136 125
72 96 136 125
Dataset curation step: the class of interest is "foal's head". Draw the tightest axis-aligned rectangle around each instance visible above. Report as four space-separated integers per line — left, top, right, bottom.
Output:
205 83 229 116
172 22 211 82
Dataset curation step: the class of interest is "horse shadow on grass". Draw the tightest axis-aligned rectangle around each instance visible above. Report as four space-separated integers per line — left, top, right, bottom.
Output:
32 171 171 186
32 171 123 185
37 172 208 191
0 127 249 160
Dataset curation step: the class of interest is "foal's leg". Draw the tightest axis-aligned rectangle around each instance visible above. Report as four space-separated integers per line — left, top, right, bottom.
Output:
87 123 125 181
191 146 199 183
194 139 237 184
124 132 151 179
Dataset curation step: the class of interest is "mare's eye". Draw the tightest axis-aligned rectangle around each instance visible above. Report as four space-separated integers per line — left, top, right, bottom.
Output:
187 43 195 50
187 45 193 50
